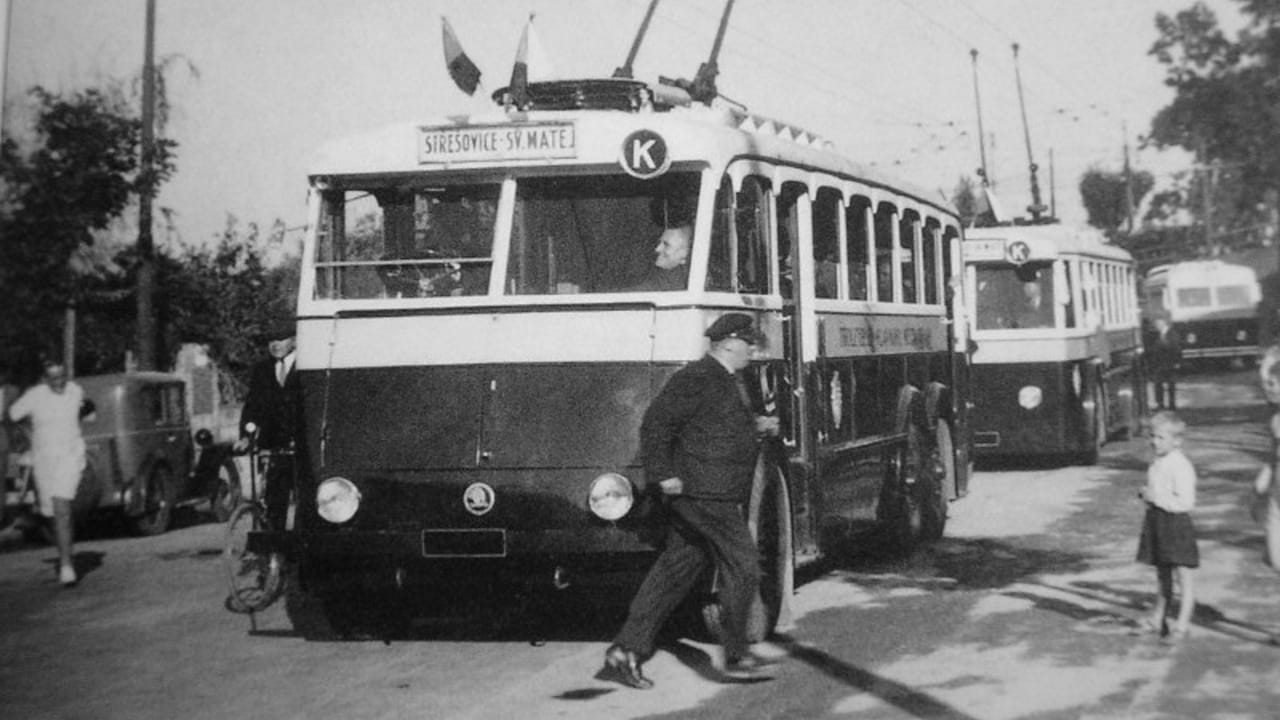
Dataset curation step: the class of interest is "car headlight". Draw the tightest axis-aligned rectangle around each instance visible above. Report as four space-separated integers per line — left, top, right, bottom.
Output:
1018 385 1043 410
588 472 634 521
316 476 361 524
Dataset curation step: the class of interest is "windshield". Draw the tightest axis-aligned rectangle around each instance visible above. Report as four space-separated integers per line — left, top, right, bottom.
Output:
312 172 700 300
974 261 1060 330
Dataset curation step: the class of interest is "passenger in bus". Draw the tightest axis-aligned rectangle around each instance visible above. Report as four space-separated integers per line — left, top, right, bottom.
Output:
623 224 691 292
599 313 781 689
1145 316 1182 410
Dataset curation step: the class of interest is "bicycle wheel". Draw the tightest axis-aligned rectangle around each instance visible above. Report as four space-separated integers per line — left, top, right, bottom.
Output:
223 502 284 613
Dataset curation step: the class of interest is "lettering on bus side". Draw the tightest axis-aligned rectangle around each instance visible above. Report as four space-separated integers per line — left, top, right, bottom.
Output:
826 316 943 356
418 123 577 163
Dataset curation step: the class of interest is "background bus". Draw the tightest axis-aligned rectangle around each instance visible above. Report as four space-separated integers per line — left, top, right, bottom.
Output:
1142 259 1261 365
270 78 972 639
965 224 1144 463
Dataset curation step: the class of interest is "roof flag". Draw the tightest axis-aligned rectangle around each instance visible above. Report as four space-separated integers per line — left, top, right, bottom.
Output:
507 18 531 107
442 17 481 96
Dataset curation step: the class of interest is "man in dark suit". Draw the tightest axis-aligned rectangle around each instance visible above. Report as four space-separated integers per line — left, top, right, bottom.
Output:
1146 316 1182 410
235 318 300 530
597 313 781 689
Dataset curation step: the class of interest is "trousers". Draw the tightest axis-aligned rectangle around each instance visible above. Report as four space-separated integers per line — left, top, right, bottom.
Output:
614 495 760 660
263 450 294 531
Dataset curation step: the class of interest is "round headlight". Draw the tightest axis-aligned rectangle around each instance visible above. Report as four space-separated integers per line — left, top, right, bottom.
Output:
588 472 634 521
1018 385 1043 410
316 476 361 524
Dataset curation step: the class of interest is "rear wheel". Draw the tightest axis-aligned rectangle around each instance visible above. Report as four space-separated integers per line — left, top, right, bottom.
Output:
129 464 175 536
224 503 284 613
921 420 953 541
889 421 927 550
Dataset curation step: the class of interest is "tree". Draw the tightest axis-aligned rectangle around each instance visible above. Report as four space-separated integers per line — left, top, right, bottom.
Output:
159 217 299 397
951 176 981 227
0 84 176 381
1147 1 1280 249
1079 167 1154 234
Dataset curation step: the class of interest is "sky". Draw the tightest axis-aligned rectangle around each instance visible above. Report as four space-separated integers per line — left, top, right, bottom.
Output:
1 0 1248 254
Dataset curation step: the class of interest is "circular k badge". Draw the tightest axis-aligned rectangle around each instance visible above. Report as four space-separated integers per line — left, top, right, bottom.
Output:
619 129 670 179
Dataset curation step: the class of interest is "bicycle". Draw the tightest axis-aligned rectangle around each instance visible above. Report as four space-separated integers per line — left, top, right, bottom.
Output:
223 426 290 613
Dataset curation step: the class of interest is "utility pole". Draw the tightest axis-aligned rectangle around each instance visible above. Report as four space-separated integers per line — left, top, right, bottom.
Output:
135 0 157 370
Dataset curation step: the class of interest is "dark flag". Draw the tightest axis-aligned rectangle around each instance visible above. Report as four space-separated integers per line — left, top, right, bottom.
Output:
442 17 481 95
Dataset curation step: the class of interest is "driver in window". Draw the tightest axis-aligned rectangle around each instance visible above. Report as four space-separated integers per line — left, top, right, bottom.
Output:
624 224 691 292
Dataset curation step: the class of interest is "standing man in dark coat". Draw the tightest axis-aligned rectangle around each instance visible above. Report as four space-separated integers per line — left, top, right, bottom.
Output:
597 313 781 689
1147 316 1182 410
235 318 300 531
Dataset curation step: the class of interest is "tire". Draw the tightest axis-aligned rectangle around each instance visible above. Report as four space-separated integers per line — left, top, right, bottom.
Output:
224 503 284 613
921 420 953 542
699 457 794 644
210 457 241 523
889 421 927 551
1078 372 1106 465
129 464 175 536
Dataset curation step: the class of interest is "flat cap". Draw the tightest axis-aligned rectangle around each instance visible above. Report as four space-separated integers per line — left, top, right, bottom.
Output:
705 312 764 345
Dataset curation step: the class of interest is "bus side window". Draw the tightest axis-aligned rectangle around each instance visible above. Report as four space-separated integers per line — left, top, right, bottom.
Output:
708 175 771 294
812 188 842 299
922 219 940 305
776 182 806 301
874 204 894 302
846 196 871 300
899 210 919 304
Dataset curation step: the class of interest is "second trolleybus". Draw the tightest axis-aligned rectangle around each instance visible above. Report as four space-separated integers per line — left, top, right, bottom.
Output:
257 77 974 639
965 224 1145 463
1142 259 1262 365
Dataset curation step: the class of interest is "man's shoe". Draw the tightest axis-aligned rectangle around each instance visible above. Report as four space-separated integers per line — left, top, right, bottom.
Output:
723 651 779 679
595 643 654 689
59 563 77 587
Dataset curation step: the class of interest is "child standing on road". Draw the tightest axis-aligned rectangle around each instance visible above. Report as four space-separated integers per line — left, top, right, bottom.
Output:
1136 410 1199 640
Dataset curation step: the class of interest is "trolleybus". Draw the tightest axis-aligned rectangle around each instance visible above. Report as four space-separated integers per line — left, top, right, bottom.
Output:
262 77 973 638
1142 259 1261 364
965 224 1143 463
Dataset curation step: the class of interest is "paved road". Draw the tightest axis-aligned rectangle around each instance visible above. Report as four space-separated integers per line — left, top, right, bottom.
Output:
1 368 1277 719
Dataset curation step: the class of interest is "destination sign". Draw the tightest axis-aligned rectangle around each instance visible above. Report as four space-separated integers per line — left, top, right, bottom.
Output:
419 123 577 163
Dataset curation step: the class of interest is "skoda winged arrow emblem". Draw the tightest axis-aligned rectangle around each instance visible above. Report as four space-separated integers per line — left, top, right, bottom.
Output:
463 482 496 516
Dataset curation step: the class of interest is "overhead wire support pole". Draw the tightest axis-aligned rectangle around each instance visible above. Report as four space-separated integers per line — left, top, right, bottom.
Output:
969 49 989 187
1011 42 1046 221
614 0 660 78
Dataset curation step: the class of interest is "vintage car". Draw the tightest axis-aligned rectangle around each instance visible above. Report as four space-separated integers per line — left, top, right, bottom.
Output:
4 371 240 535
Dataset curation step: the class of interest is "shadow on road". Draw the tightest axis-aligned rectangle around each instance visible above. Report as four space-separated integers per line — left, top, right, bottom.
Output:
770 632 983 720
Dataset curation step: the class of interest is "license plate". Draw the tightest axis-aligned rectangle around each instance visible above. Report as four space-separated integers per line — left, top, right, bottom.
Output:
421 529 506 557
